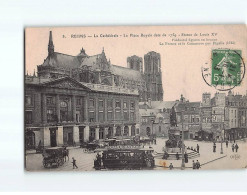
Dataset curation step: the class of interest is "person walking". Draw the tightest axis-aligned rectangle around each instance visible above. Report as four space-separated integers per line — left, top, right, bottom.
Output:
196 160 201 169
192 160 196 169
232 143 235 152
72 157 78 169
197 144 200 153
184 152 188 163
226 140 228 148
235 143 239 152
169 163 174 170
213 143 216 153
176 152 179 160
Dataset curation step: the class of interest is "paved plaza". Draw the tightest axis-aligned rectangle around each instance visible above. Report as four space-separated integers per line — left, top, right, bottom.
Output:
25 138 247 171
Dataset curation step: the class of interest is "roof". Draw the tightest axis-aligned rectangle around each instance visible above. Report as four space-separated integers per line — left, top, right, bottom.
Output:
26 76 91 91
80 54 101 69
80 82 139 96
150 101 178 110
175 102 201 113
25 77 51 84
111 65 144 81
139 109 159 117
42 52 81 69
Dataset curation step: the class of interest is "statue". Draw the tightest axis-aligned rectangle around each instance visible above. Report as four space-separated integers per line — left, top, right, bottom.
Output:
165 106 181 149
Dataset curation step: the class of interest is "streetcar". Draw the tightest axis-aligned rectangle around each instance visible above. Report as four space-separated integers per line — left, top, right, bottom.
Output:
93 146 155 170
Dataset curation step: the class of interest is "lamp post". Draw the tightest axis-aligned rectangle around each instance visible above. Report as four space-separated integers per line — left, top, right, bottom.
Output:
151 119 154 136
220 124 224 154
181 111 185 170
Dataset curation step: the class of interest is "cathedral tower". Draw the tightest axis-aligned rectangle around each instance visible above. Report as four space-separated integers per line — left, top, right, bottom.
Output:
144 51 163 101
127 55 143 72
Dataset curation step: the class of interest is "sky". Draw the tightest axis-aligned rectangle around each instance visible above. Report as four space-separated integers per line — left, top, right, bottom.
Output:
25 25 247 102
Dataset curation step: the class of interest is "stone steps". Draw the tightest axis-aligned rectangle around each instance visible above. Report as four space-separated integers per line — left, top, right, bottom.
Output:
155 151 200 160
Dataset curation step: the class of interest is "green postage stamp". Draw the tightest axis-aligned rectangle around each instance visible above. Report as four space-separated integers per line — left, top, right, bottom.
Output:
211 49 242 86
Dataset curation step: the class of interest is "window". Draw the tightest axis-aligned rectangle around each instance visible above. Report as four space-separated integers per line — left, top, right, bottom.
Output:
107 100 113 108
123 102 128 109
130 112 135 121
46 97 53 105
89 99 95 107
99 111 104 122
25 96 32 106
116 101 121 108
99 100 104 109
123 111 128 120
25 111 32 124
89 111 95 122
130 102 135 109
159 126 161 133
76 98 81 106
107 111 113 121
60 101 67 108
115 110 121 120
47 109 56 122
76 112 80 122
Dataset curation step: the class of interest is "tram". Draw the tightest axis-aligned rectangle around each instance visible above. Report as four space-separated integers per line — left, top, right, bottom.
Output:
94 146 155 170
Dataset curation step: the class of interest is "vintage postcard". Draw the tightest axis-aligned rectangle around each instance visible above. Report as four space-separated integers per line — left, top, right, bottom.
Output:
25 25 247 171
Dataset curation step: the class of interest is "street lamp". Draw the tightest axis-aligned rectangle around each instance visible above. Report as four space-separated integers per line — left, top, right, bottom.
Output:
151 119 154 136
220 127 224 154
181 111 185 170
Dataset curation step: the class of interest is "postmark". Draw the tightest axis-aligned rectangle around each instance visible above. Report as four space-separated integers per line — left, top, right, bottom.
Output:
202 49 245 91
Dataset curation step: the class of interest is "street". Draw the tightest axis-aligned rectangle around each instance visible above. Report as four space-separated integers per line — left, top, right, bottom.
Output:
25 138 247 171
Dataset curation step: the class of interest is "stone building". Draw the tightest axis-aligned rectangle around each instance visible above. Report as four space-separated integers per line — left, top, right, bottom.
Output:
25 76 140 149
199 93 213 140
175 99 201 140
224 91 247 140
139 100 178 137
37 31 163 102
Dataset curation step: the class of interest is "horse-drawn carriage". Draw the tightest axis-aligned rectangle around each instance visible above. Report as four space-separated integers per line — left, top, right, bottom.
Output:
42 147 67 168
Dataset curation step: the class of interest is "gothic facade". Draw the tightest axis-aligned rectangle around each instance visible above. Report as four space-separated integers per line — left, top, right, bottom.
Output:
37 31 163 102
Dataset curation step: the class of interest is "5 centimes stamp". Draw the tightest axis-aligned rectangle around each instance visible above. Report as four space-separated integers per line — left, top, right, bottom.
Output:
202 49 245 91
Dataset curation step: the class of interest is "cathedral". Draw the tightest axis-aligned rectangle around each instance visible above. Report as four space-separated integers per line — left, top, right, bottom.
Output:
37 31 163 101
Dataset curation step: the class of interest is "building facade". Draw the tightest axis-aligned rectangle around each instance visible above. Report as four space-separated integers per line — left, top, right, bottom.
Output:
139 100 178 137
25 76 140 149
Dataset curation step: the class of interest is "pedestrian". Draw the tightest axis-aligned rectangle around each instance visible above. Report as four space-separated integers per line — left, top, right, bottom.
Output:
196 160 201 169
72 157 78 169
192 160 196 169
163 151 169 160
226 140 228 148
176 152 179 160
213 143 216 153
235 143 239 152
169 163 174 170
197 144 200 153
184 152 188 163
232 143 235 152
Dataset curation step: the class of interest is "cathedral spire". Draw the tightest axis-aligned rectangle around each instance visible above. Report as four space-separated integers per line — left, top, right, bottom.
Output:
48 31 54 56
33 69 36 77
